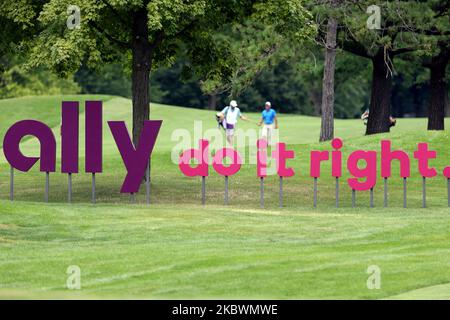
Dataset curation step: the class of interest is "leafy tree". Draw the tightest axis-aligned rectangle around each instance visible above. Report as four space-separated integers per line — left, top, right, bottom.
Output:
0 0 44 92
199 2 316 102
13 0 315 146
75 63 132 98
1 0 319 188
0 57 80 98
315 0 449 134
16 0 226 144
150 60 209 108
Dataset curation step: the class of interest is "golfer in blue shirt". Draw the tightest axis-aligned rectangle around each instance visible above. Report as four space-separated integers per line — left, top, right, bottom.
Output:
258 101 278 144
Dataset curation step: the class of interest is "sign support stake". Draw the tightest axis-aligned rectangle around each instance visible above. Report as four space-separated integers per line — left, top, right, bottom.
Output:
201 176 206 205
260 177 264 208
146 163 150 205
279 176 283 208
224 176 228 205
383 177 388 207
352 189 356 208
370 188 374 208
45 172 49 203
403 177 407 208
91 173 96 204
10 166 13 201
68 173 73 203
335 177 339 208
422 176 426 208
313 177 318 208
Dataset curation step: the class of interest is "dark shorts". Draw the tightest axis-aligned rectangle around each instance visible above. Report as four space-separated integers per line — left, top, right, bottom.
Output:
226 123 235 129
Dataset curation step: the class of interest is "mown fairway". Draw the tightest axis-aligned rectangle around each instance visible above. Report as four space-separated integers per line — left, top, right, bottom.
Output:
0 95 449 299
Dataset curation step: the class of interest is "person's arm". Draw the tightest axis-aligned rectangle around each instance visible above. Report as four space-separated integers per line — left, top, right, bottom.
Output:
238 109 248 121
257 110 264 126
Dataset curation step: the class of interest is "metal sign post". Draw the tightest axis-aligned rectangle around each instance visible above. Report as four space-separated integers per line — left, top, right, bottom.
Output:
383 177 388 207
68 173 72 203
403 177 407 208
260 177 264 208
370 188 374 208
352 189 356 208
313 177 318 208
45 172 49 203
146 163 150 205
10 166 13 201
224 176 229 205
91 173 96 204
279 176 283 208
201 176 206 205
422 177 426 208
335 177 339 208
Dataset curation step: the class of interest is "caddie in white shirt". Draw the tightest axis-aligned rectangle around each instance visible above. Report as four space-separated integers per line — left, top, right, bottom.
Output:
217 100 249 145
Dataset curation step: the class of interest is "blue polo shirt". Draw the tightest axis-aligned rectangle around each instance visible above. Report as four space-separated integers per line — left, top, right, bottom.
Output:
262 108 276 125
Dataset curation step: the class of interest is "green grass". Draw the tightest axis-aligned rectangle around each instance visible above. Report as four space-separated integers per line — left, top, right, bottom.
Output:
0 95 449 299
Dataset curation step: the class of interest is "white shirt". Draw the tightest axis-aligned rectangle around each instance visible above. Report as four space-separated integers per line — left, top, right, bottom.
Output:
221 106 241 125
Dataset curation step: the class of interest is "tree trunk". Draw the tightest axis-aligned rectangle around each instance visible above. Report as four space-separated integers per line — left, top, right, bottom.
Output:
366 49 393 135
427 44 449 131
208 94 217 110
310 88 322 116
131 8 152 146
427 64 447 130
319 3 338 142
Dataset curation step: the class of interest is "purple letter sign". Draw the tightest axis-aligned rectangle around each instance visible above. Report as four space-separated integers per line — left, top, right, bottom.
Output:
108 120 162 193
3 120 56 172
85 101 102 173
61 101 79 173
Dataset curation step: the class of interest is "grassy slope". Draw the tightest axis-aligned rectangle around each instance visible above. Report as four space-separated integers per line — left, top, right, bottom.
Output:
0 95 449 299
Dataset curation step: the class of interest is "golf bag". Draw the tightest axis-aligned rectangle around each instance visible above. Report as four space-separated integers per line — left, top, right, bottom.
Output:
215 106 230 131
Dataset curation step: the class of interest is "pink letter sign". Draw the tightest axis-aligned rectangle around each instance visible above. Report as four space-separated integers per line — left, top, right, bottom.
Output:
381 140 410 178
347 150 377 191
331 138 343 178
179 139 209 177
310 151 329 178
272 143 295 177
257 139 268 178
414 143 437 178
212 148 242 176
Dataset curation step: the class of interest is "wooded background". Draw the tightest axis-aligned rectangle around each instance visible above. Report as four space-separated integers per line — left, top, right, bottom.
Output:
1 0 448 140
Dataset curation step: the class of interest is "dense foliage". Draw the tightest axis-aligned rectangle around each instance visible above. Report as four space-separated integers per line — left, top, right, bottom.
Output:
0 0 447 121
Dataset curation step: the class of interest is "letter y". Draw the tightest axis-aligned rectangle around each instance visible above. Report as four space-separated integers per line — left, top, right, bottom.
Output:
109 120 162 193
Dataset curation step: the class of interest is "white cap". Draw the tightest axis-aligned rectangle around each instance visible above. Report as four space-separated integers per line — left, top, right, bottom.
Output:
265 101 271 107
230 100 238 107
